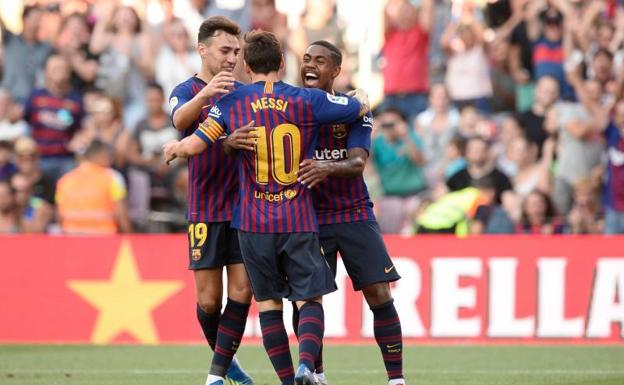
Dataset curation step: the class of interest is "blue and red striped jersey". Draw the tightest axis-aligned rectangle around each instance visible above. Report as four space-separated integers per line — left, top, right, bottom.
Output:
24 88 84 157
195 80 362 233
313 108 375 224
169 76 242 223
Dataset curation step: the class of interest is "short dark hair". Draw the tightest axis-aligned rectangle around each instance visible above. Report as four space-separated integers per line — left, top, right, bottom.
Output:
594 47 614 61
309 40 342 66
373 105 407 122
243 30 282 74
198 16 241 44
147 81 164 95
84 139 112 159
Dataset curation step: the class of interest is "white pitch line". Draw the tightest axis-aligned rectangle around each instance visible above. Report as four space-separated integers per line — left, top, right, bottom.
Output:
1 368 623 376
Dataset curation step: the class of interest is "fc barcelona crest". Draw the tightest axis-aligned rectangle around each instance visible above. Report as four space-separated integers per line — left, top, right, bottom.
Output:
191 249 202 261
332 124 347 139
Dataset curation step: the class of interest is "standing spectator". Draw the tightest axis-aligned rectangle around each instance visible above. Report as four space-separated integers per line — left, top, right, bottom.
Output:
0 181 19 233
0 141 17 182
516 75 560 157
490 39 517 113
566 177 603 234
506 135 553 199
155 18 201 102
415 83 460 185
0 90 28 141
55 12 99 94
447 136 512 204
90 4 154 131
10 173 53 233
494 115 524 177
0 5 53 103
371 106 427 233
517 190 564 234
441 4 493 114
381 0 434 122
12 136 56 205
23 54 84 182
251 0 288 43
72 95 132 173
603 100 624 234
56 140 132 234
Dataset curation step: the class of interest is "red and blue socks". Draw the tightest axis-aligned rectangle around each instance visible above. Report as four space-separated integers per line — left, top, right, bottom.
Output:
260 310 294 385
372 300 403 380
292 302 324 373
210 298 250 377
297 302 325 372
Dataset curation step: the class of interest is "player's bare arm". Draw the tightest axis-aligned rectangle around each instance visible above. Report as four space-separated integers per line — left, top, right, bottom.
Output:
172 71 235 130
297 148 368 188
163 135 207 164
223 120 258 154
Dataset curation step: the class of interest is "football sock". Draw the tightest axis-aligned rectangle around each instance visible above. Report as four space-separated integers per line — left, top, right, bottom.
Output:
371 300 403 380
297 302 325 371
292 302 324 373
260 310 294 385
197 303 220 350
210 298 250 377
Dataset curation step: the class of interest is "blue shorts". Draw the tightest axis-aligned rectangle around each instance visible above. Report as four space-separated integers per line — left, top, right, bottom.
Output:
187 222 243 269
319 220 401 290
237 231 337 302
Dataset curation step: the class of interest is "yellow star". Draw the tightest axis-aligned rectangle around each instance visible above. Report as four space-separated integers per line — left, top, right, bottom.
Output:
67 240 183 344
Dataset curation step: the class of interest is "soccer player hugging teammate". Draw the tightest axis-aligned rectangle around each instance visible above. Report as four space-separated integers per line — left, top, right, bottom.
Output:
164 31 370 385
167 16 254 385
296 41 405 385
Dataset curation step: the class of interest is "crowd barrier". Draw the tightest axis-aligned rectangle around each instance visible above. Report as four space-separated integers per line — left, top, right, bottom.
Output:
0 235 622 344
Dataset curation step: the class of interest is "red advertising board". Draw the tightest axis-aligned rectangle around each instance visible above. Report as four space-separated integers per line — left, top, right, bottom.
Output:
0 235 622 344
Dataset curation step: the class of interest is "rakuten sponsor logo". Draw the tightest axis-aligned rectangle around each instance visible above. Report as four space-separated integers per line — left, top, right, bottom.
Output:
314 148 348 161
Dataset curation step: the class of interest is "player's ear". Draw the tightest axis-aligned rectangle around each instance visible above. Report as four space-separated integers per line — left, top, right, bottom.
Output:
331 65 341 80
244 61 251 75
197 42 207 58
279 55 285 72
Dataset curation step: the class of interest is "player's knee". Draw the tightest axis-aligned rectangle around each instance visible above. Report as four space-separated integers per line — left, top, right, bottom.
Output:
363 282 392 308
227 283 253 303
196 295 222 314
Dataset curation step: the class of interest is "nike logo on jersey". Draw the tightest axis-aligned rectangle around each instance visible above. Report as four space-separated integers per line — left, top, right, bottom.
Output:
384 266 395 274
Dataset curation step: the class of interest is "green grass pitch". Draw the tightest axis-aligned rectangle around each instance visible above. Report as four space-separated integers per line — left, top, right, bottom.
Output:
1 345 623 385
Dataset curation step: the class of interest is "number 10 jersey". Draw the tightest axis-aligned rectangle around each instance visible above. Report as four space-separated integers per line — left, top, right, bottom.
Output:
194 80 362 233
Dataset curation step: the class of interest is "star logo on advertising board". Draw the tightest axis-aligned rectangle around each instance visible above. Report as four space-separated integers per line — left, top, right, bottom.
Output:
67 240 183 344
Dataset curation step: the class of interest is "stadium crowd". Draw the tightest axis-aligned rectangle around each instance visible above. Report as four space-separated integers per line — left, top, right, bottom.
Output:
0 0 623 235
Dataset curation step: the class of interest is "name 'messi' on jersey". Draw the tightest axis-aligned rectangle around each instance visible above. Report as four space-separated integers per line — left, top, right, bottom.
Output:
251 96 289 113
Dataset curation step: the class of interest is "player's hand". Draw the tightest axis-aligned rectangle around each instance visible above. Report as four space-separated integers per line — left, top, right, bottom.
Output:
224 120 258 152
347 88 370 116
200 71 236 98
163 140 180 165
297 159 333 189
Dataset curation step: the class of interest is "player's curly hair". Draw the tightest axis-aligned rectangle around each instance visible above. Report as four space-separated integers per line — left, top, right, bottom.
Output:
198 16 241 44
243 30 282 75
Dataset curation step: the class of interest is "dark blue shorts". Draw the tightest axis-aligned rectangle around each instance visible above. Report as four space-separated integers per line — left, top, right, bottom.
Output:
319 220 401 290
237 231 337 302
187 222 243 269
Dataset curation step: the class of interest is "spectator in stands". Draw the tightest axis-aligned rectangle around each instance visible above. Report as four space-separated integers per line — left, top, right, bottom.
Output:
22 54 84 182
0 90 28 141
251 0 288 43
441 2 493 114
56 140 132 234
13 137 56 205
10 173 53 233
490 39 517 113
494 115 524 177
72 95 132 173
0 181 19 233
507 135 553 199
415 83 460 186
155 18 201 102
517 190 564 234
516 75 560 157
603 100 624 234
90 4 154 131
0 141 17 182
371 106 427 233
447 136 512 203
55 12 99 94
0 5 53 103
381 0 434 122
566 177 603 234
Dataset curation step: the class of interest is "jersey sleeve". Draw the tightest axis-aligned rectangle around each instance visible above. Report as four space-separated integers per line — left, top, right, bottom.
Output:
169 83 193 128
309 89 362 125
194 101 227 144
346 112 373 152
